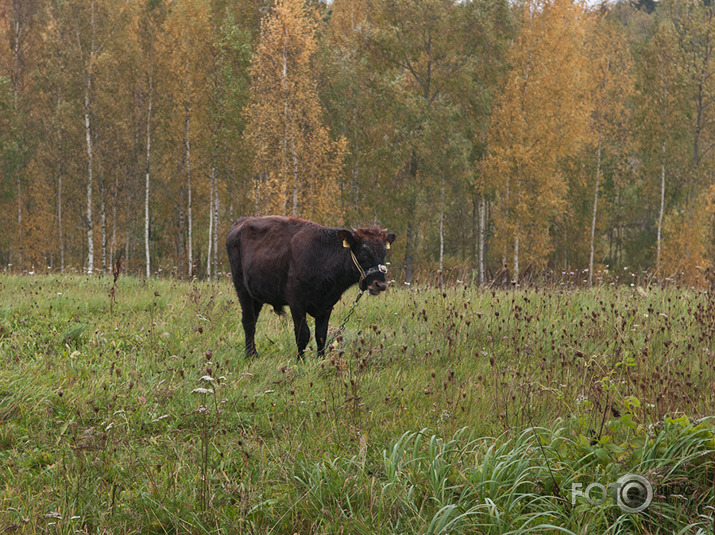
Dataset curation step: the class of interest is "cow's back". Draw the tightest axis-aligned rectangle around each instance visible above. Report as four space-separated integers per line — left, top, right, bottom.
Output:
226 216 314 307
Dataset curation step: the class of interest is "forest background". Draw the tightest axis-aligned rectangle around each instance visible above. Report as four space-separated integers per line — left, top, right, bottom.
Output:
1 0 714 286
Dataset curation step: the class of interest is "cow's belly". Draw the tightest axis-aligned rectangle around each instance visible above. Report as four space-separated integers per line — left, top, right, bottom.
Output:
243 270 287 308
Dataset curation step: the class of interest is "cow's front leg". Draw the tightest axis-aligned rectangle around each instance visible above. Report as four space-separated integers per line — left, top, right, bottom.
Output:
314 310 332 357
290 307 311 359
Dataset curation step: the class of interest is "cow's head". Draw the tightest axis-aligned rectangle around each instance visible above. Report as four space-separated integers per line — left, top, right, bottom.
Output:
339 228 396 295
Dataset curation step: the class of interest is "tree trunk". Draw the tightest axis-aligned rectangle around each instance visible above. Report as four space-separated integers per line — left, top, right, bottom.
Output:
178 188 186 280
291 134 299 216
438 171 445 289
404 218 415 284
212 163 219 279
111 174 118 270
403 153 419 285
83 0 96 275
184 66 193 279
57 156 64 272
144 51 153 279
513 231 519 286
656 76 668 274
512 174 521 286
16 181 22 270
477 137 487 286
56 69 65 272
125 224 130 269
479 195 486 286
100 167 107 274
11 0 23 269
84 74 95 274
206 170 214 279
657 137 666 274
589 130 602 287
589 57 610 288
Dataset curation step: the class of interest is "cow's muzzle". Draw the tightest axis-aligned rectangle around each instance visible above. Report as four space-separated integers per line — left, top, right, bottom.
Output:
367 280 388 295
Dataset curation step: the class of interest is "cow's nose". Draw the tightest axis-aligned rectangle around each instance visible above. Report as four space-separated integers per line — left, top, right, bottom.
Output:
374 280 387 291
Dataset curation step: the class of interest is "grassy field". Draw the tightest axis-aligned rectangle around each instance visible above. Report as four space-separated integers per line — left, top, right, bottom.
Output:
0 274 713 534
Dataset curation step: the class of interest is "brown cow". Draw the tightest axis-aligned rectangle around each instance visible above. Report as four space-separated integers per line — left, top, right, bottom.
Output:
226 216 396 358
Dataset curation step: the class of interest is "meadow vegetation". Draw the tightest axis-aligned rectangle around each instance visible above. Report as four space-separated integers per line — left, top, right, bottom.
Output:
0 274 713 534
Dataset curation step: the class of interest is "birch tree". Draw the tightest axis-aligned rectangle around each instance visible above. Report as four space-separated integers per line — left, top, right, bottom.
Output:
587 17 633 286
69 0 124 274
634 22 682 276
0 0 40 269
162 0 212 279
135 0 164 278
360 0 500 283
660 0 715 281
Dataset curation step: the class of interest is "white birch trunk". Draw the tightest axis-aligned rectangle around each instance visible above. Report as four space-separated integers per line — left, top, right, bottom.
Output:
84 76 94 274
589 130 602 288
656 78 669 274
281 31 296 216
83 0 96 275
12 17 20 113
589 57 610 288
16 181 22 269
512 177 521 286
513 231 519 286
291 134 299 216
100 169 107 274
111 175 117 270
438 171 445 289
184 65 193 279
657 138 666 273
212 163 219 278
478 135 487 286
144 52 153 279
479 195 486 286
56 70 65 272
58 159 64 271
206 172 214 279
12 12 22 268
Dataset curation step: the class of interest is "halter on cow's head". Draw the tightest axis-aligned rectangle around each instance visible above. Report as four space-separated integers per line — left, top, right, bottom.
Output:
339 227 396 295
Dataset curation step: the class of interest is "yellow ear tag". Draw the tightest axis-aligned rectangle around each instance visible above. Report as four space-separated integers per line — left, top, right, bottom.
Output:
343 239 350 248
386 242 390 250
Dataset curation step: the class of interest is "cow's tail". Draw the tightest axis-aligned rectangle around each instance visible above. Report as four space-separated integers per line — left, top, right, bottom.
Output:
226 220 244 294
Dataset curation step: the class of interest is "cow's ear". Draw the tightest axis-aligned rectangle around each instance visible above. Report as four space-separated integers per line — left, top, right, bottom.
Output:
386 232 396 249
339 229 357 249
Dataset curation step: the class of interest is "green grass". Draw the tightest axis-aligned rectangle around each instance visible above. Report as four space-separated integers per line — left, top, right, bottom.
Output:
0 274 713 533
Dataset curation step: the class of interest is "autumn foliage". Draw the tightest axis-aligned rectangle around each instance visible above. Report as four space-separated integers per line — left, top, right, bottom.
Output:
0 0 713 284
247 0 345 224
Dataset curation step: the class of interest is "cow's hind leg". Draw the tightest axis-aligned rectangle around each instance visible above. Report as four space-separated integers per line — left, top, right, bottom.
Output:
238 291 262 358
290 307 311 360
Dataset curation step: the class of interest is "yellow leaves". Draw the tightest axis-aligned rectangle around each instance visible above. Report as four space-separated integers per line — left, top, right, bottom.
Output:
328 0 369 49
588 18 634 148
247 0 345 226
161 0 212 81
486 0 593 270
661 185 715 284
